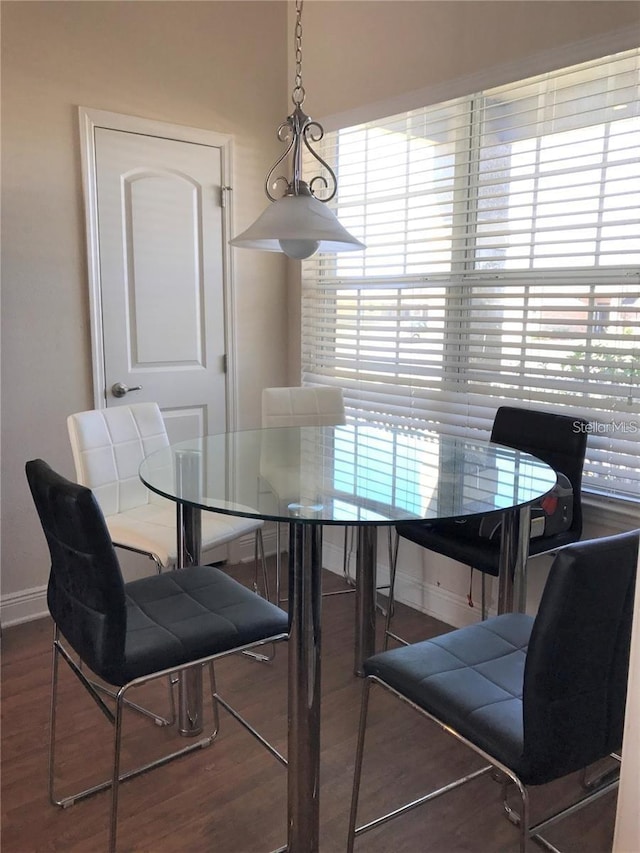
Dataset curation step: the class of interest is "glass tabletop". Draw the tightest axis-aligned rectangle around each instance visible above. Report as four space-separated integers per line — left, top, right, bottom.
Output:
139 425 557 526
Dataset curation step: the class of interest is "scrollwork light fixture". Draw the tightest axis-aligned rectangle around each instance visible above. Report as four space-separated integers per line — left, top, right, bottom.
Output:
230 0 365 260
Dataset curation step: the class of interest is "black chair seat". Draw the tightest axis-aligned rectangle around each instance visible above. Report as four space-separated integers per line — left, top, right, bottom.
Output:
394 520 580 577
349 531 638 853
365 613 532 777
385 407 589 641
116 566 289 685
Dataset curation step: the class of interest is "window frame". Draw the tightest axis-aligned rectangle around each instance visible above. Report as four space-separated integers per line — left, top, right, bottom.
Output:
301 48 640 506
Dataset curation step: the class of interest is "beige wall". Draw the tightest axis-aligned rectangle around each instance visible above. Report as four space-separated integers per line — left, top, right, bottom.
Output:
1 1 289 603
2 0 639 611
301 1 640 121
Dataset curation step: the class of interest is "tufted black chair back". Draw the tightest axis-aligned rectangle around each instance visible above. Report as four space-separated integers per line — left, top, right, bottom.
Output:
490 406 588 540
349 530 638 852
522 530 638 784
391 406 591 590
25 459 127 678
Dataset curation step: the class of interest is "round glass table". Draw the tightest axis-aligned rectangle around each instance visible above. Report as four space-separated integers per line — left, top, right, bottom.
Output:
140 424 556 853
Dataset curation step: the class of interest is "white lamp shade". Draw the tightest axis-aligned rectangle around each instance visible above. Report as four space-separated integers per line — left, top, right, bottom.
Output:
229 193 365 257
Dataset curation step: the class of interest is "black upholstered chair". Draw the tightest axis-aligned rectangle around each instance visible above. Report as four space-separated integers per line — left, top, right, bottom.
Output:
385 406 589 645
26 459 289 853
348 530 639 852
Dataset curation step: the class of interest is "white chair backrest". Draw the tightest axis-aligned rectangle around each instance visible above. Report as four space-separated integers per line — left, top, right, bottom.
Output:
261 386 346 428
67 403 169 517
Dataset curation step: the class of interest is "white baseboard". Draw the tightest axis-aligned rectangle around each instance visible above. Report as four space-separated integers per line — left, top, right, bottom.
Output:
389 568 490 628
1 585 49 627
231 527 278 564
322 538 482 630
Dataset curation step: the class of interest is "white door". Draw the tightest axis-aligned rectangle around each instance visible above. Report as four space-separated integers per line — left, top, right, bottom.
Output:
84 112 232 442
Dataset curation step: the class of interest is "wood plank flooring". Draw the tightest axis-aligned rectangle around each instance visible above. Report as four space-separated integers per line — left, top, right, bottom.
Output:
1 561 618 852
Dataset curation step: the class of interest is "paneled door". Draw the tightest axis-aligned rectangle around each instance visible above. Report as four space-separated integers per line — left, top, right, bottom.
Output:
81 110 233 442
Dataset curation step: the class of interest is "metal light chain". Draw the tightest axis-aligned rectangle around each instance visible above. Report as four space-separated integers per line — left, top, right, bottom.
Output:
292 0 305 106
264 0 337 202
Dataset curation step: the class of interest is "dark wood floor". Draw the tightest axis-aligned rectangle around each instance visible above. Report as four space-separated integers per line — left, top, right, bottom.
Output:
1 560 617 852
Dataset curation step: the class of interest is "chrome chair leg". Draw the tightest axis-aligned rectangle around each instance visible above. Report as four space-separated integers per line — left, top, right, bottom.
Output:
481 572 487 620
279 521 393 617
257 528 269 601
245 528 277 662
383 531 407 651
384 531 489 650
51 634 287 851
501 764 619 853
207 663 221 739
109 688 126 853
88 678 174 727
347 678 372 853
276 523 359 605
516 778 529 853
77 656 175 728
47 627 61 808
349 678 501 850
376 527 398 625
343 527 355 585
242 643 276 663
349 677 530 853
275 522 284 605
253 528 270 601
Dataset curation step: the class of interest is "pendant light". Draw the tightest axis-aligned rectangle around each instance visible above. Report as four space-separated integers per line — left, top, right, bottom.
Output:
230 0 365 260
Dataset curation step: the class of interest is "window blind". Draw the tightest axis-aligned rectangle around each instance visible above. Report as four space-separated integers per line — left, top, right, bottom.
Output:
301 48 640 502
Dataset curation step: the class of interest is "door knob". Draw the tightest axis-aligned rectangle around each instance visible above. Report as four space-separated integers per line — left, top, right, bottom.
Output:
111 382 143 398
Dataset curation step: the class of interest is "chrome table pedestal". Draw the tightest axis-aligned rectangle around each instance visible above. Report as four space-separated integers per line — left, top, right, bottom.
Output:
139 426 556 852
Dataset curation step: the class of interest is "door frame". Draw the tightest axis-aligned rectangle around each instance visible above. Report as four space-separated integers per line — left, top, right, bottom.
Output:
78 107 239 427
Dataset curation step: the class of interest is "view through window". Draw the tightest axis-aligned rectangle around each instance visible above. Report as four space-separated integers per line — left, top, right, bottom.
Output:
301 48 640 503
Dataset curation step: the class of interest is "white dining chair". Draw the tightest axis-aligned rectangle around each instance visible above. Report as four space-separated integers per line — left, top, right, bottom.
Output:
261 386 395 611
261 385 347 429
67 402 269 598
261 386 356 603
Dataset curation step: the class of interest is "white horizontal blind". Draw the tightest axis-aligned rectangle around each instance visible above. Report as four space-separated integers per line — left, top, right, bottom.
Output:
301 49 640 502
